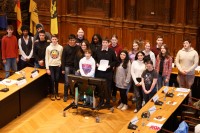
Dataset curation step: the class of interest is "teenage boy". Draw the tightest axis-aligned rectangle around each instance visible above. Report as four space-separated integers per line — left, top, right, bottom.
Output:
1 25 18 78
33 30 50 69
175 38 199 98
62 34 80 102
34 23 51 42
95 38 118 108
18 25 34 70
151 35 163 57
46 35 63 101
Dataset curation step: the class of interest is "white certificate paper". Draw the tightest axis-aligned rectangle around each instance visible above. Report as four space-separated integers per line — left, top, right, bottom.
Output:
98 60 109 71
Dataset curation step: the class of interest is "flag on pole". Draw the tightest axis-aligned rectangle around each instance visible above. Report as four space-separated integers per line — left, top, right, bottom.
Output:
14 0 22 35
50 0 58 34
29 0 39 34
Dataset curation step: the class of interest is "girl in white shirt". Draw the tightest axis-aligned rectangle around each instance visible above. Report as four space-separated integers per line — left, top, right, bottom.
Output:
131 51 146 113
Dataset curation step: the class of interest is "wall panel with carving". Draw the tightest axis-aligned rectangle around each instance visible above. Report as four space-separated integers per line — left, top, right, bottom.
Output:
36 0 200 55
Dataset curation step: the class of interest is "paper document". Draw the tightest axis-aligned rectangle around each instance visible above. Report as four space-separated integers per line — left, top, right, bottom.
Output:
0 79 17 86
98 60 109 71
195 66 200 71
175 88 190 93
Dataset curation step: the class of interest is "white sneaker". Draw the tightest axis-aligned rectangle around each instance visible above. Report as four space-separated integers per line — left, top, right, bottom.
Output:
142 100 145 106
121 104 128 111
117 103 124 109
133 109 137 113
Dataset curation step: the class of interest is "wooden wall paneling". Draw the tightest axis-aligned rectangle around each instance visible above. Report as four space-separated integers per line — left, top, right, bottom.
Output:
186 0 193 25
174 33 184 55
34 0 200 57
175 0 186 25
105 0 111 18
145 32 154 42
192 0 199 26
170 0 176 24
129 0 136 20
112 0 124 20
36 0 51 33
126 29 134 51
164 0 171 23
136 0 164 22
86 27 94 42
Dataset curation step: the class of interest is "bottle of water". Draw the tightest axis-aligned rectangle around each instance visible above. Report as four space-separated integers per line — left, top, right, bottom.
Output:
83 92 86 104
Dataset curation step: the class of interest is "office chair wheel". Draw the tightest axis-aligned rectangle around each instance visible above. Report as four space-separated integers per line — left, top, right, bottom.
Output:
96 116 100 123
63 111 66 117
110 107 114 113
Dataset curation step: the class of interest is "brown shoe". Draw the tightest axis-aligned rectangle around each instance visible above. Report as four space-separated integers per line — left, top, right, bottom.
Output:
51 95 55 101
56 94 61 100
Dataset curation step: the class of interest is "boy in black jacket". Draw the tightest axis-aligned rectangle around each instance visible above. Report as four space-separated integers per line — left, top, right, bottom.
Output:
61 34 80 102
95 38 118 108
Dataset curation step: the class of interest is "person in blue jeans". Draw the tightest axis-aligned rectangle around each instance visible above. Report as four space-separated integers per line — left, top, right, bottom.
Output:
61 34 80 102
1 25 18 78
141 60 158 103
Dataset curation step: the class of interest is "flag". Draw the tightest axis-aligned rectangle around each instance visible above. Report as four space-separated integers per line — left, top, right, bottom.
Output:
0 15 7 29
50 0 58 34
29 0 39 34
14 0 22 35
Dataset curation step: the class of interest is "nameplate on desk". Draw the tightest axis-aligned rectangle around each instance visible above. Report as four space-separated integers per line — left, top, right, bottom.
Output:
31 71 39 78
147 122 163 131
152 95 159 103
163 87 168 94
17 79 27 86
175 88 190 93
148 105 156 114
130 117 139 125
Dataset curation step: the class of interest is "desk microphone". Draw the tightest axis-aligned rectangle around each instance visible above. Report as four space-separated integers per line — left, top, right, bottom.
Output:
31 65 39 74
162 90 174 98
0 79 9 92
151 98 163 106
24 61 39 74
16 71 26 81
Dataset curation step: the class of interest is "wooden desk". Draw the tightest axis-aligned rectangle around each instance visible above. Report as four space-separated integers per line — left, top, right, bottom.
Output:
170 67 200 99
171 67 200 77
119 86 190 133
0 67 48 128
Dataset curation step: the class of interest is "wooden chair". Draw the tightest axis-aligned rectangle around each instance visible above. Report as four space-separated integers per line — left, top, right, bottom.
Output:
181 97 200 132
181 97 200 118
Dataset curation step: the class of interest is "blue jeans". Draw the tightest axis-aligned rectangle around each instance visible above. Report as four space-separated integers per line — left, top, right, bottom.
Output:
157 74 169 90
64 66 75 97
4 58 17 78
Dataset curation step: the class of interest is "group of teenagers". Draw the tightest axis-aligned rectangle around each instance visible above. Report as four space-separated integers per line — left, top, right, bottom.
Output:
1 24 199 112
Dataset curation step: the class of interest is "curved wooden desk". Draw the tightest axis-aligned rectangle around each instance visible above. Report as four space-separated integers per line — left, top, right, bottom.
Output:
0 67 48 128
119 86 190 133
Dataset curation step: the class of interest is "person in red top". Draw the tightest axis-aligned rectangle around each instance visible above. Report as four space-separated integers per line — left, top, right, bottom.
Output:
151 35 163 57
109 34 122 57
1 25 19 78
109 34 122 102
